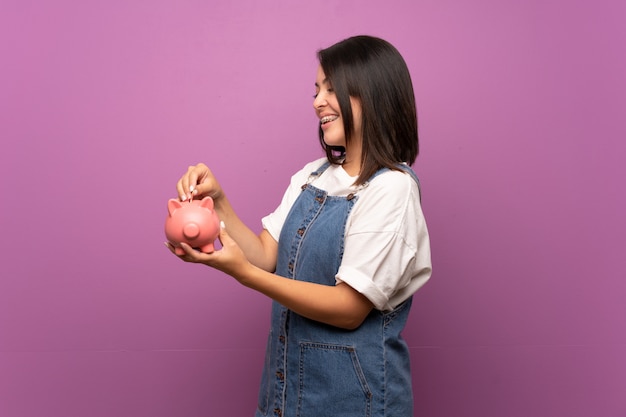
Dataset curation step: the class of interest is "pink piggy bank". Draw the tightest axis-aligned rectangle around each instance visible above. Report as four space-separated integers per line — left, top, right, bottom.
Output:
165 196 220 255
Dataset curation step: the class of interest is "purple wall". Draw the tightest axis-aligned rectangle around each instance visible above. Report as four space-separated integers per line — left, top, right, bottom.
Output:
1 1 624 416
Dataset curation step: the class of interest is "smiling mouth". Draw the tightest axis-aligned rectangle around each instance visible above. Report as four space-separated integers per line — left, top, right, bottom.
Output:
320 115 339 125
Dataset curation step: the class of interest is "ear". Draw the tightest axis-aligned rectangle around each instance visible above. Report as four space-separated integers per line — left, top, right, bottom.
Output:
200 196 214 210
167 199 183 215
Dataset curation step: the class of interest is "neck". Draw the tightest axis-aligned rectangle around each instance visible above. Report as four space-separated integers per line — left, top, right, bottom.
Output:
343 140 362 176
341 157 361 177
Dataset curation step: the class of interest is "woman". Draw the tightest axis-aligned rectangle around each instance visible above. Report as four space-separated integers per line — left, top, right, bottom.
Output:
167 35 431 417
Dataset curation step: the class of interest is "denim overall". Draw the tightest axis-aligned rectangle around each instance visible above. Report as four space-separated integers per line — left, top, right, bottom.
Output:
255 162 421 417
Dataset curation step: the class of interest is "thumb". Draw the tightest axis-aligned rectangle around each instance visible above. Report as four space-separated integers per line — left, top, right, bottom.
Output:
217 221 231 245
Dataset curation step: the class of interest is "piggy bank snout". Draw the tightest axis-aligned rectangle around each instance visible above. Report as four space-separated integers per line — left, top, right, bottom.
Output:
165 197 220 254
183 222 201 240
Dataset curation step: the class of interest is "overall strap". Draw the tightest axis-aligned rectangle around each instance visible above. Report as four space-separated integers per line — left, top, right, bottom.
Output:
311 160 332 176
300 160 332 190
302 160 422 202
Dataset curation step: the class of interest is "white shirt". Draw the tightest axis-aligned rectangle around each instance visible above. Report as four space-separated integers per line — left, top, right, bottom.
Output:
262 158 432 311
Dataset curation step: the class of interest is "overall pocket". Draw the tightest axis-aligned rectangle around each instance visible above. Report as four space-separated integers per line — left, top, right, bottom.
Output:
297 342 372 417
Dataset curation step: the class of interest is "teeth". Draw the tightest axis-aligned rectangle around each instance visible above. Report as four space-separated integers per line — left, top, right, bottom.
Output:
320 115 339 124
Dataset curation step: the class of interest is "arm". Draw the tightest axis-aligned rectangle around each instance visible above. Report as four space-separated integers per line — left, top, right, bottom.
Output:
168 225 374 330
210 194 278 272
238 267 374 330
175 163 277 272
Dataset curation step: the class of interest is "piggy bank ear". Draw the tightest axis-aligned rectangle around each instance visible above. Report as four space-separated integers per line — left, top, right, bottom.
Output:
200 196 214 210
167 199 183 215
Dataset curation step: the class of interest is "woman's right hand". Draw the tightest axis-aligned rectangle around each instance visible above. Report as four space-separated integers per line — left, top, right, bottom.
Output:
174 162 277 273
176 163 223 202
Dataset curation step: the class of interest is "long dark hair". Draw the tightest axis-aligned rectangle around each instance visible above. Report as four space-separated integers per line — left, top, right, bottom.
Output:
317 35 419 185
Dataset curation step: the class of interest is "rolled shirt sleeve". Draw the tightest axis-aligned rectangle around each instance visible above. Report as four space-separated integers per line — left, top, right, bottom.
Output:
335 169 431 311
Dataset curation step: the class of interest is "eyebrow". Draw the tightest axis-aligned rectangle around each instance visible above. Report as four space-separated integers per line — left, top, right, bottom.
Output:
315 78 329 87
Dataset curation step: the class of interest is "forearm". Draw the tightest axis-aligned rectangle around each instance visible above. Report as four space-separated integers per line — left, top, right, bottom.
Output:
236 263 373 330
213 195 276 272
170 220 372 329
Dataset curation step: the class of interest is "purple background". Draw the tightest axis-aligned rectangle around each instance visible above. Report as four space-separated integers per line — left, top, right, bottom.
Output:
1 0 625 416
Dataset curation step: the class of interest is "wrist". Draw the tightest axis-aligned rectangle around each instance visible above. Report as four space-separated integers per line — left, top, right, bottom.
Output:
235 261 256 286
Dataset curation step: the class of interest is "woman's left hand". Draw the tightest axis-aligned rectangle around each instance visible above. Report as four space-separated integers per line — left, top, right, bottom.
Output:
165 223 254 281
167 223 374 329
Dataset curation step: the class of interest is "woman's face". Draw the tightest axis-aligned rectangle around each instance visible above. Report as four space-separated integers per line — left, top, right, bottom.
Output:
313 65 362 149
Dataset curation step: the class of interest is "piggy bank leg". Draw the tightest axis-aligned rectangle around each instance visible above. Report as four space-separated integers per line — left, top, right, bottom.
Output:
174 246 186 255
199 243 215 254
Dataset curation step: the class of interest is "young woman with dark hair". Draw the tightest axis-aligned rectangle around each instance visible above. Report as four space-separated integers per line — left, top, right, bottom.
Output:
317 35 419 186
166 35 432 417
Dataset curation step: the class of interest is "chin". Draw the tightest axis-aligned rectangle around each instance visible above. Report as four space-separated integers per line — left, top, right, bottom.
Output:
322 137 346 148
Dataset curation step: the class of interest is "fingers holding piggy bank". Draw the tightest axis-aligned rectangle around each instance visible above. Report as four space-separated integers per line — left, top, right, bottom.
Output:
165 196 220 255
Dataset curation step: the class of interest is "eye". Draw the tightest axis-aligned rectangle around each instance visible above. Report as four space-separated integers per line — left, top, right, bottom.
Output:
313 88 334 99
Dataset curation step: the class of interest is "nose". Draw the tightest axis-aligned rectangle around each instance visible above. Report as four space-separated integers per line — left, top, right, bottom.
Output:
313 93 327 110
